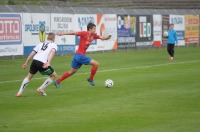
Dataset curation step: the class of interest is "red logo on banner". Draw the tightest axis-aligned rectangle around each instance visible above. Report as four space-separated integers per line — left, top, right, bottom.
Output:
0 14 22 44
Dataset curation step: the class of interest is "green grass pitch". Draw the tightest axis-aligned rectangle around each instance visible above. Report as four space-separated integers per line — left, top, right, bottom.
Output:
0 47 200 132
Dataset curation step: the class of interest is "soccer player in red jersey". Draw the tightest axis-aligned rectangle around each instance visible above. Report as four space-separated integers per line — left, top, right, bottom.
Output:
54 23 111 88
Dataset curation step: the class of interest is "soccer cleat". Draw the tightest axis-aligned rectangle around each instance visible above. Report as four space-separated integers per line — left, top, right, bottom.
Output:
16 93 22 97
54 80 60 88
87 78 95 86
37 88 47 96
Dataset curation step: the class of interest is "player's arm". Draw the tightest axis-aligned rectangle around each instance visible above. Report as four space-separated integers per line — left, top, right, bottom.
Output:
99 35 112 40
57 32 76 36
23 51 36 69
42 49 56 68
175 31 178 44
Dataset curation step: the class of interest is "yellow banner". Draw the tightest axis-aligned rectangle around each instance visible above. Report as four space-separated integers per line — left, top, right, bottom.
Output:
185 15 199 44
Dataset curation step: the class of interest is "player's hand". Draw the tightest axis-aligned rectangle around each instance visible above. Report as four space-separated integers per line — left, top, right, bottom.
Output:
107 35 112 39
42 62 50 68
22 63 28 69
57 32 63 36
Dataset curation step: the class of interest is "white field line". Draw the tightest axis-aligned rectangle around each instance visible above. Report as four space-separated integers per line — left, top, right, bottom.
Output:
0 60 199 84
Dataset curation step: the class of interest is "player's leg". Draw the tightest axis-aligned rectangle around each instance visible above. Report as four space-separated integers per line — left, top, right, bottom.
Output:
87 59 99 86
74 54 97 86
167 44 171 56
171 44 175 57
37 66 57 96
16 73 34 97
54 54 82 88
168 44 174 60
89 59 99 79
169 44 175 60
16 60 38 97
167 44 172 60
58 68 78 82
58 68 78 84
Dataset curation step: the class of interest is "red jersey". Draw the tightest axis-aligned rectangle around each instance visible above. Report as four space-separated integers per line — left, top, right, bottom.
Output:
75 31 100 55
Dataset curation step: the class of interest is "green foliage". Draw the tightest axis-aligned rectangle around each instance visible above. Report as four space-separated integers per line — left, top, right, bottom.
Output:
0 47 200 132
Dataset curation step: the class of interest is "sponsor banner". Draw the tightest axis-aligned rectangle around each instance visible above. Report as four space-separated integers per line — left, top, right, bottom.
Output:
24 46 34 55
0 13 23 56
0 45 23 56
51 14 75 54
24 45 75 55
23 13 50 55
153 15 162 47
170 15 185 46
74 14 97 52
97 14 117 50
117 15 136 49
162 15 169 45
185 15 199 44
136 15 153 46
57 45 75 54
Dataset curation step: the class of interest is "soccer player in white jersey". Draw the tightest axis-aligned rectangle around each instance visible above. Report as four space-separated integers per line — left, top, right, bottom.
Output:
16 33 57 97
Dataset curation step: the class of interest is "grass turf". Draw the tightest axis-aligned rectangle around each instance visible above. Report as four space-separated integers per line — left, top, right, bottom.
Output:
0 47 200 132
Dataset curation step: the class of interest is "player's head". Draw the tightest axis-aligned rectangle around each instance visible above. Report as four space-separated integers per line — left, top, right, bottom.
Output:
47 32 55 42
169 23 174 30
87 23 96 34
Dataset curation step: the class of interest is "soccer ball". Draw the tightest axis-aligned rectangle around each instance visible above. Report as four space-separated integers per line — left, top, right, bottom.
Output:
163 31 168 37
105 79 114 88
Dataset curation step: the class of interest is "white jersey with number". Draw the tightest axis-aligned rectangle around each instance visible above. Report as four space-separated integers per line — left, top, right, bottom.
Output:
33 41 57 63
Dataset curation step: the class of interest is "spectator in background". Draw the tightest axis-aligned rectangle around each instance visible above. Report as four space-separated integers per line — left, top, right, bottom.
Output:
167 23 178 60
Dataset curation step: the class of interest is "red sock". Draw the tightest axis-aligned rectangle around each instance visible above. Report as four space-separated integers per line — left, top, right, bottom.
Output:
57 72 71 84
90 66 98 80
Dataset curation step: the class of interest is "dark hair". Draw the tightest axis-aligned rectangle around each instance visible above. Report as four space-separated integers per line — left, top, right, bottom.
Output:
169 23 174 26
87 23 96 31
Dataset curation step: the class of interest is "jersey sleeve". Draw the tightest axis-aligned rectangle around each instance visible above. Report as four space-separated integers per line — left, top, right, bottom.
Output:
53 44 58 52
33 43 40 53
174 31 178 43
75 31 87 36
93 33 100 39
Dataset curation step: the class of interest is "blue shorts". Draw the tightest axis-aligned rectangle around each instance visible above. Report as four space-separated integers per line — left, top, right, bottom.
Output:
71 54 92 69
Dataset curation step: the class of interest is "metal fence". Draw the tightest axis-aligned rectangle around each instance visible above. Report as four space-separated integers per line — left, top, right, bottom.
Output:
1 5 200 14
